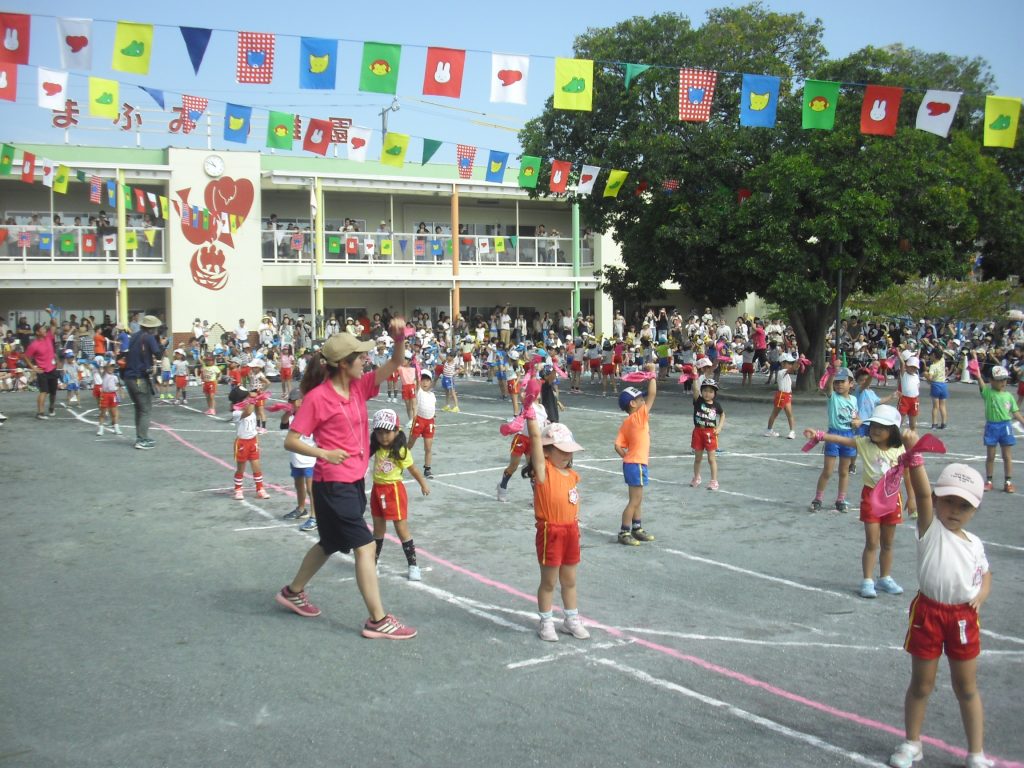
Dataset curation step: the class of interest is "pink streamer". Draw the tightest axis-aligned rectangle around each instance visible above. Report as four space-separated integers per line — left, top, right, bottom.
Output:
677 364 696 385
621 371 656 382
967 358 980 378
869 434 946 515
797 356 812 374
801 435 822 453
267 402 293 414
498 386 540 436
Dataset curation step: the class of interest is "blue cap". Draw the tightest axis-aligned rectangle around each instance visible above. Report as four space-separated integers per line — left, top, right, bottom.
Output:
833 367 852 381
618 387 643 411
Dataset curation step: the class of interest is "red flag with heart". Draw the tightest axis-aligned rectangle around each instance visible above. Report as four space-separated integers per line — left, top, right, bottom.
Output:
302 118 332 155
549 160 572 193
456 144 476 179
423 47 466 98
0 62 15 101
861 85 903 137
20 151 34 183
236 32 274 84
0 13 30 65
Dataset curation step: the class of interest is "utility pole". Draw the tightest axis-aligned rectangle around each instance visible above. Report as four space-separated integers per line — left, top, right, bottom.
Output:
379 98 400 138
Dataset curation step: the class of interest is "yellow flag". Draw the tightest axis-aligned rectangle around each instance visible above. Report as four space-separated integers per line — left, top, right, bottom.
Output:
553 58 594 111
381 239 393 256
111 21 154 75
144 229 156 246
88 77 120 119
125 230 138 249
53 165 70 194
380 132 410 168
603 169 629 198
495 236 505 253
984 96 1021 148
159 195 169 219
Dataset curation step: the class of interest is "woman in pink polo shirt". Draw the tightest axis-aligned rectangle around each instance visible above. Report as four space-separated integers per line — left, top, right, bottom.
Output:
274 319 418 640
24 315 59 419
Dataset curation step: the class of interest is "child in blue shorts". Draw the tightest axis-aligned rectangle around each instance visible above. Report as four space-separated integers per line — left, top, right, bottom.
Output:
924 346 950 430
280 386 317 531
440 349 461 413
809 367 858 512
972 354 1024 493
614 364 657 546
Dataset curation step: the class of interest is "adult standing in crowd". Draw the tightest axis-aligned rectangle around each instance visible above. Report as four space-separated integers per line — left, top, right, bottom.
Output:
23 314 59 419
499 305 512 347
123 315 164 450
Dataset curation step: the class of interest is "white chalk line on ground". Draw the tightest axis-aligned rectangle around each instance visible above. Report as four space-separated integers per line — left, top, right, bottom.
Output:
573 462 783 503
592 658 891 768
506 639 632 669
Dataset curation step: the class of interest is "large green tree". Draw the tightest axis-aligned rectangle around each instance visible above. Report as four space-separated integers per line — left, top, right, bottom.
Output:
519 4 1024 384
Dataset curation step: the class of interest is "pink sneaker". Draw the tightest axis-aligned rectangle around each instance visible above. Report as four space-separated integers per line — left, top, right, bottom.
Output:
233 489 243 500
689 476 702 487
204 408 215 416
361 613 417 640
707 480 719 490
256 488 270 499
274 586 321 617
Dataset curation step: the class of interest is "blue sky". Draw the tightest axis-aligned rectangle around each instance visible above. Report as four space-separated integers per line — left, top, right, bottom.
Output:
4 0 1022 165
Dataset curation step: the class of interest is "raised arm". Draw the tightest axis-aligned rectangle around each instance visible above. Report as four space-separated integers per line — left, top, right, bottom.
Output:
375 317 407 385
526 408 546 485
901 429 932 535
644 363 657 411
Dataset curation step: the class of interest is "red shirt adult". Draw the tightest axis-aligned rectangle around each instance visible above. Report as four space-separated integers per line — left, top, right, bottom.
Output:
25 330 57 373
753 326 767 351
94 332 107 355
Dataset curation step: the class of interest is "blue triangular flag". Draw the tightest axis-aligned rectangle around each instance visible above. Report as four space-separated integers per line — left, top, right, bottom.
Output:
180 27 213 75
485 150 509 183
398 239 408 254
299 37 338 90
139 86 165 109
223 103 252 144
739 74 781 128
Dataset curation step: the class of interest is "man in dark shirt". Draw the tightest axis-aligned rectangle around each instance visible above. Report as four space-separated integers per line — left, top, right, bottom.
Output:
123 314 164 450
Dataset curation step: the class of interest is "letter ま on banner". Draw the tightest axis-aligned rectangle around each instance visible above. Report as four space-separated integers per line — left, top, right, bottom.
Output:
860 84 902 136
236 32 275 84
491 53 529 105
678 69 716 122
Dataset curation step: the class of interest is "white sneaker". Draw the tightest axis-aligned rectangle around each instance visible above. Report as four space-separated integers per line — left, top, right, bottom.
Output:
560 614 590 639
96 425 104 436
763 428 779 437
113 425 122 435
965 754 995 768
888 741 922 768
496 483 510 502
538 618 558 642
408 565 422 581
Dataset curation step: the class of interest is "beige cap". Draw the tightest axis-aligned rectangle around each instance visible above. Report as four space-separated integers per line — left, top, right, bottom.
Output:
934 463 984 508
140 315 161 328
541 422 584 452
322 332 374 363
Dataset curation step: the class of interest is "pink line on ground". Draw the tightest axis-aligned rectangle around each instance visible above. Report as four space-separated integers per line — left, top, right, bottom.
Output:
157 420 1023 768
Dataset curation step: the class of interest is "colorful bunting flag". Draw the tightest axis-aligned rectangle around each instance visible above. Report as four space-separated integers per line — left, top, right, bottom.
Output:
89 175 101 203
347 237 359 256
327 235 341 254
624 63 652 90
485 150 509 183
300 37 337 90
102 233 116 251
133 188 146 212
421 138 442 165
915 90 961 137
37 68 68 110
303 118 332 155
53 165 69 194
456 144 476 179
75 169 85 181
38 232 52 251
381 239 392 256
604 170 628 198
984 96 1021 148
41 159 54 188
678 69 717 122
236 32 274 84
82 233 96 252
159 195 169 220
124 230 138 250
739 74 780 128
549 160 572 193
180 95 208 133
266 111 294 150
423 47 466 98
60 232 76 253
139 86 164 108
490 53 529 105
0 13 30 65
147 192 159 217
661 179 680 193
518 156 541 188
106 180 116 207
364 238 376 258
0 144 13 174
0 62 15 102
57 17 92 70
223 103 252 143
477 238 490 256
360 42 401 94
88 77 119 119
575 164 601 195
348 126 371 161
380 132 410 168
553 58 594 111
112 21 153 75
180 27 212 75
802 80 840 130
495 236 505 253
861 85 903 137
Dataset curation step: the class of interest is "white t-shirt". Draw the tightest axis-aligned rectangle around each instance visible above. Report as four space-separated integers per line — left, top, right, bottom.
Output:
777 370 792 394
290 433 317 469
500 313 511 331
233 410 258 439
900 372 920 398
917 520 989 604
416 388 437 419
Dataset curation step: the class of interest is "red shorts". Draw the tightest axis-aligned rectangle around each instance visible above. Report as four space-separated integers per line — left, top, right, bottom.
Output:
240 366 250 378
370 481 409 521
904 591 980 661
589 359 600 370
570 360 583 372
691 427 718 451
92 384 102 399
434 364 444 378
612 355 623 365
773 391 792 409
601 363 615 375
281 368 293 382
174 375 187 390
510 434 531 457
462 352 472 363
203 381 217 395
388 370 399 383
99 392 118 409
412 416 435 439
741 362 754 374
897 395 919 417
234 436 260 463
535 520 581 567
507 379 520 395
402 383 417 401
228 370 243 386
858 484 903 525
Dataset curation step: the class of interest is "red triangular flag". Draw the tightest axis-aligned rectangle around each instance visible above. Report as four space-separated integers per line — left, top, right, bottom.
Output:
861 85 903 137
549 160 572 193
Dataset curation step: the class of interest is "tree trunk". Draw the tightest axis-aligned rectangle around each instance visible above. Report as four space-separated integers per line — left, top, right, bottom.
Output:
788 305 835 392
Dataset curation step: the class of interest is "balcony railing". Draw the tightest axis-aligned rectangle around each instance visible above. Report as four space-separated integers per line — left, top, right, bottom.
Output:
0 225 165 264
262 232 595 268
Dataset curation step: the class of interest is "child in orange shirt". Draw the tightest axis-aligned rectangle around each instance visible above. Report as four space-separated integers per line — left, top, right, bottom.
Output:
614 363 658 545
525 410 589 642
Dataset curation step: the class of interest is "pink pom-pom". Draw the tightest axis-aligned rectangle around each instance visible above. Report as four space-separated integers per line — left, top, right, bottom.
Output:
621 371 656 382
267 402 293 414
967 358 980 378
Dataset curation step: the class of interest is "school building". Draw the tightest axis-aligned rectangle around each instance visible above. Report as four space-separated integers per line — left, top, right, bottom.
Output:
0 144 763 337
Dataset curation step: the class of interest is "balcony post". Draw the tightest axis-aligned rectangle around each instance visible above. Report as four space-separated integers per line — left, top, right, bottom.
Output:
451 183 460 336
571 201 581 317
116 168 128 327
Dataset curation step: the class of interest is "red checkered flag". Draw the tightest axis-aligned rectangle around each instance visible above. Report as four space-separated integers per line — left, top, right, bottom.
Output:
456 144 476 179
